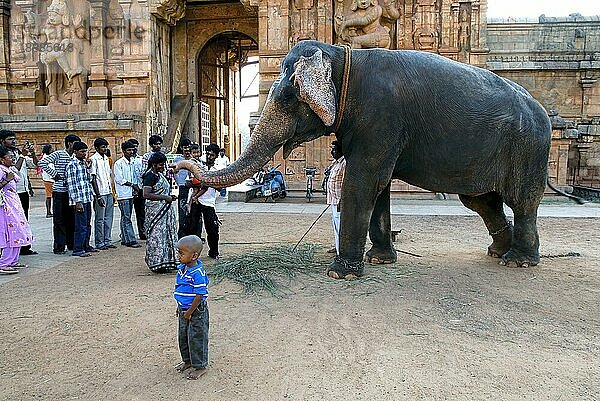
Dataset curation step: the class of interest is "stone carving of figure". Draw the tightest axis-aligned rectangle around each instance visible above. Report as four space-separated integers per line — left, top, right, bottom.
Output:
335 0 397 49
458 8 471 52
40 0 86 106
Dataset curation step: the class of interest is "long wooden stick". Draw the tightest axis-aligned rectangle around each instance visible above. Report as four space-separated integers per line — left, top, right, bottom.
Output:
293 204 330 252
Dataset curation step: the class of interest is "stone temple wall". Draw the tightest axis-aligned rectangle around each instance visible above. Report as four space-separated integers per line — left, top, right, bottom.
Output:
486 14 600 188
0 0 185 161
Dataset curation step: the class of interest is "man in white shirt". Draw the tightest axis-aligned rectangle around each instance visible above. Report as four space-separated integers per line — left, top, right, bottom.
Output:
215 148 230 170
187 143 221 258
90 138 116 250
113 141 141 248
214 147 230 197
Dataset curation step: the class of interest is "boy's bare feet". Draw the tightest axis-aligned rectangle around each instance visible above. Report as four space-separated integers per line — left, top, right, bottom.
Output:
174 362 192 373
187 368 207 380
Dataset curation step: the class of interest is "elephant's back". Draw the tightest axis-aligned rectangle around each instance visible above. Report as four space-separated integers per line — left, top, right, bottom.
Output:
354 48 551 194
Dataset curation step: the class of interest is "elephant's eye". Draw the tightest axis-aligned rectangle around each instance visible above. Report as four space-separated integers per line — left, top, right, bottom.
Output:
278 85 298 106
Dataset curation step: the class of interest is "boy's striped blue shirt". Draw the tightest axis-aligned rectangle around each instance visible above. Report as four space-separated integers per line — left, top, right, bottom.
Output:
174 261 209 309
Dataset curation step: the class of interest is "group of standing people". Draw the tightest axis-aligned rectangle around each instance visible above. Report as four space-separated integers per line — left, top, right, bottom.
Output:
0 128 226 275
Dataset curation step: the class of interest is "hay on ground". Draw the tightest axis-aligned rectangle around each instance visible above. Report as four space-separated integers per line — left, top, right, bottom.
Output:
209 244 325 297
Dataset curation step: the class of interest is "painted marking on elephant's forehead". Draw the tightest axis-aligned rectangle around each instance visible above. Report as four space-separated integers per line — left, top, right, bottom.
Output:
520 113 523 130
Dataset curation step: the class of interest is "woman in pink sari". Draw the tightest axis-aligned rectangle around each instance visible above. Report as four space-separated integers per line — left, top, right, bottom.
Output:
0 146 33 274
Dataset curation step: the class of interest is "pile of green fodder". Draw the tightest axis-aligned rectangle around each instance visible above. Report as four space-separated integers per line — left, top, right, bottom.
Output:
210 244 325 297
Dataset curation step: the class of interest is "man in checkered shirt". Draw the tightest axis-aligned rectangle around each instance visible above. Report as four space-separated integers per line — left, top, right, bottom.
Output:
326 140 346 255
65 141 98 257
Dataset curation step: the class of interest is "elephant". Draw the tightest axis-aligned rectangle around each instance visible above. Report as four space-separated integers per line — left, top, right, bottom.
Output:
179 40 554 279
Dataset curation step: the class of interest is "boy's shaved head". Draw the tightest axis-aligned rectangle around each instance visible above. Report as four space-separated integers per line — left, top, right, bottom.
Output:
178 235 203 253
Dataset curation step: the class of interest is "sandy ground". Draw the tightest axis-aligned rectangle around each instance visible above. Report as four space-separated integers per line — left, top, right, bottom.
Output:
0 211 598 400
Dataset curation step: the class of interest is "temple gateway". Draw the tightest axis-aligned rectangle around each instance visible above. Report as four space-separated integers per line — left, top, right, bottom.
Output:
0 0 598 193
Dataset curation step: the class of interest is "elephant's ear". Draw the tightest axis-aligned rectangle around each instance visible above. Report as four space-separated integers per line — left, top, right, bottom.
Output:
290 49 336 127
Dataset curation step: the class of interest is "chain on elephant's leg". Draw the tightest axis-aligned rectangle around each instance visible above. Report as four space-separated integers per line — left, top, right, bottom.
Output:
487 222 513 258
327 256 365 279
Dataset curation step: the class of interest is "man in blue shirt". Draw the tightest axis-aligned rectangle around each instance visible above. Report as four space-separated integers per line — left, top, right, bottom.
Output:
65 141 98 257
174 235 209 380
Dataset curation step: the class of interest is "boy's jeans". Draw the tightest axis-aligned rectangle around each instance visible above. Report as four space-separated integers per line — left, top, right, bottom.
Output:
118 198 137 245
94 194 114 248
73 202 92 255
178 302 209 369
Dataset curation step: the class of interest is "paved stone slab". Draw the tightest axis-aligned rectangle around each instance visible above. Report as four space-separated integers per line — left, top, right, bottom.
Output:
2 196 597 285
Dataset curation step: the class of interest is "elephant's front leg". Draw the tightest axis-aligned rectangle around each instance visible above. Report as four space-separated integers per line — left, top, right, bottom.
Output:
327 168 384 279
365 182 397 264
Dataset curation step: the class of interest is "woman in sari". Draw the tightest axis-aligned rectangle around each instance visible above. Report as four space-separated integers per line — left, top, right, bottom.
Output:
143 152 178 273
0 146 33 274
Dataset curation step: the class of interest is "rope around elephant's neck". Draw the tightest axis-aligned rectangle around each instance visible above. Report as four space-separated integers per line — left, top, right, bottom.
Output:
292 204 331 252
333 45 351 134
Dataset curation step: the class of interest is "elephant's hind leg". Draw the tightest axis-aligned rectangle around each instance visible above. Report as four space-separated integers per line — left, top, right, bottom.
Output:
365 182 397 264
500 200 542 268
458 192 513 258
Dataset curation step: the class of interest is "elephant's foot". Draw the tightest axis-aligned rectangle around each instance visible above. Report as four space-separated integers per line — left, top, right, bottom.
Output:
499 249 539 268
364 247 397 264
487 224 513 258
326 256 364 279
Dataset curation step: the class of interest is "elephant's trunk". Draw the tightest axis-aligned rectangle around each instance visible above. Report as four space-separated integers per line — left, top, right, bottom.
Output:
176 101 293 188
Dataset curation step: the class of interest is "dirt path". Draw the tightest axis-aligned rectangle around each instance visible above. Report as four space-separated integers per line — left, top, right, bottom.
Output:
1 213 598 400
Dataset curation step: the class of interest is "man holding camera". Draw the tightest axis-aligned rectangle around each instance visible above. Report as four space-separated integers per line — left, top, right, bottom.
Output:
0 130 39 255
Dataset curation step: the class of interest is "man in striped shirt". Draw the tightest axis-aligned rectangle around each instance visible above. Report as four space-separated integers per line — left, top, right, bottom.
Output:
38 134 80 254
66 142 97 257
326 140 346 255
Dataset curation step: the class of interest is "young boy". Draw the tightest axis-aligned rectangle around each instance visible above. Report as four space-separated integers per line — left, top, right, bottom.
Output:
65 141 98 257
174 235 209 380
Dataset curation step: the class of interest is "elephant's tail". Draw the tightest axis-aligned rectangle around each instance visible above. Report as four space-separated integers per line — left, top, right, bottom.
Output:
546 179 586 205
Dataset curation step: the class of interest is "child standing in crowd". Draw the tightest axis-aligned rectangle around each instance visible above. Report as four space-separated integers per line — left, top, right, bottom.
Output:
39 144 55 218
0 146 33 274
65 142 97 257
190 144 202 162
90 138 116 250
174 235 209 380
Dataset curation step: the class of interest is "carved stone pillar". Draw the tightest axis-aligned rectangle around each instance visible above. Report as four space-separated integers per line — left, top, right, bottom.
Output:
112 0 150 115
257 0 290 107
87 0 109 112
0 0 10 113
580 74 597 120
290 0 314 45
